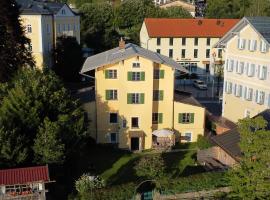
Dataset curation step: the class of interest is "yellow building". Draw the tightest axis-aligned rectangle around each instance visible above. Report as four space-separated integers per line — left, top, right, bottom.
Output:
215 17 270 122
140 18 239 79
81 41 206 151
17 0 80 69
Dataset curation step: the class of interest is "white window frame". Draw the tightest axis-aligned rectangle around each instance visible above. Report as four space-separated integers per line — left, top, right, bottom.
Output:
184 132 192 142
260 40 268 53
131 72 141 81
257 91 265 105
108 90 118 100
237 85 242 97
237 62 244 74
26 24 32 33
108 70 117 79
249 40 257 51
246 88 253 101
132 62 140 68
238 38 246 50
259 66 267 80
131 93 140 104
247 64 255 77
228 59 234 72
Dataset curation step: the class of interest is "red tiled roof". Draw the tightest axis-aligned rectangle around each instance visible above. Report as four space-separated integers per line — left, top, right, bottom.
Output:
144 18 240 37
0 166 50 185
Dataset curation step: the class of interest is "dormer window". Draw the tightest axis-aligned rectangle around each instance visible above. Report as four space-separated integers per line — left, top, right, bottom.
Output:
132 62 140 68
61 9 65 15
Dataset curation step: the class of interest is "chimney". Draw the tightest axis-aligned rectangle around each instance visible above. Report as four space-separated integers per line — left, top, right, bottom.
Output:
119 37 125 50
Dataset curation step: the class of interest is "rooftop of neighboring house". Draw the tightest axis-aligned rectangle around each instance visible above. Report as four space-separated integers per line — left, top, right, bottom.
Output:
215 17 270 47
160 0 195 12
211 109 270 161
16 0 73 15
143 18 240 38
81 42 188 73
0 166 50 186
174 89 204 108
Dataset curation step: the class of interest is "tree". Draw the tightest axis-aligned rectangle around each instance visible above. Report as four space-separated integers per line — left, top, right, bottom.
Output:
165 6 193 18
228 116 270 199
0 0 34 82
134 154 166 180
0 69 87 167
53 36 83 81
80 2 118 52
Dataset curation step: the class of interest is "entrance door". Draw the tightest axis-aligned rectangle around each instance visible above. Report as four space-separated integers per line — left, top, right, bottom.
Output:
131 137 140 151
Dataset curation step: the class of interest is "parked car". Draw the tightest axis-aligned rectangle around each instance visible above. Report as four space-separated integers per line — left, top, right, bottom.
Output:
193 80 207 90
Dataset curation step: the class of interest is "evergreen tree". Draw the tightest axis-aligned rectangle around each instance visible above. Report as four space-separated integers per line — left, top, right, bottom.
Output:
0 69 87 167
53 36 83 82
0 0 34 82
228 116 270 199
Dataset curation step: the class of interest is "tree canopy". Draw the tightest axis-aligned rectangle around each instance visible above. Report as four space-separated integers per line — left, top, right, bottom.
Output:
53 36 83 82
228 116 270 199
0 0 34 82
0 69 87 167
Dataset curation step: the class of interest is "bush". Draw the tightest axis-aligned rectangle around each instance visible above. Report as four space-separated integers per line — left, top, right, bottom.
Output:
197 135 213 150
75 174 105 194
134 154 166 179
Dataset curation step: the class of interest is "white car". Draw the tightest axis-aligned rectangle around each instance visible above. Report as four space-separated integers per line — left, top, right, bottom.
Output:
193 80 207 90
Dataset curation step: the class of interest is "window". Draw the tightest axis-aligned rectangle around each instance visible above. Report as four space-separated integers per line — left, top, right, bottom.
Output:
131 117 139 128
206 64 210 73
106 90 118 100
178 113 194 124
152 113 163 124
182 38 186 46
26 24 32 33
260 40 268 53
127 72 145 81
206 49 210 58
225 82 232 94
258 65 267 80
153 69 164 79
228 59 234 72
109 113 118 123
109 133 118 143
127 93 144 104
61 9 66 15
157 38 161 46
156 49 160 54
237 38 246 50
194 49 198 58
105 70 117 79
248 40 257 51
206 38 211 46
181 49 186 58
233 84 237 96
256 90 265 104
169 49 173 58
169 38 173 46
244 109 251 118
246 88 253 101
247 63 255 77
237 62 244 74
122 119 127 128
194 38 198 46
237 85 242 97
184 132 192 142
218 49 222 58
153 90 164 101
132 62 140 68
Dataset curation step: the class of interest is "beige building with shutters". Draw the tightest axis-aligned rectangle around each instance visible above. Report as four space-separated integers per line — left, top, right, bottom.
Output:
215 17 270 122
80 41 206 151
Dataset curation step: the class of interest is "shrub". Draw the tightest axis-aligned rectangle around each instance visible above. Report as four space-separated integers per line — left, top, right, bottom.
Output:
197 135 213 150
134 154 166 179
75 174 105 196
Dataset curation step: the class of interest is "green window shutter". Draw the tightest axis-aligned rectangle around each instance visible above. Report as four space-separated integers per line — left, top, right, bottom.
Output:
190 113 194 123
140 93 145 104
105 70 109 79
105 90 110 100
141 72 145 81
178 113 183 123
159 90 164 101
127 93 132 104
159 70 164 79
128 72 132 81
158 113 163 124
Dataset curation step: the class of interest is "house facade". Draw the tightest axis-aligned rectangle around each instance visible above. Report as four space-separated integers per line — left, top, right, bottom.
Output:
17 0 80 69
140 18 239 79
81 41 205 151
215 17 270 122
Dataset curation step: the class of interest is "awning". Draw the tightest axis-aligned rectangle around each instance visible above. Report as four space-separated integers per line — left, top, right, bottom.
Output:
152 129 174 137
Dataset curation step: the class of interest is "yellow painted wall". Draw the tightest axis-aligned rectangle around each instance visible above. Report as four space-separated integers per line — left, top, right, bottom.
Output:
140 22 223 73
173 102 205 142
222 24 270 122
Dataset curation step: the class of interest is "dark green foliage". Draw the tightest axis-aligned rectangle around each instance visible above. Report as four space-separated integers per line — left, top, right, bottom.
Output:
159 172 228 195
0 69 86 167
0 0 34 82
134 154 166 179
53 36 83 82
197 135 213 150
228 117 270 199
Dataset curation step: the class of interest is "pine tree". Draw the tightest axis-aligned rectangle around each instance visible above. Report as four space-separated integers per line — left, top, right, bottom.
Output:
0 0 34 82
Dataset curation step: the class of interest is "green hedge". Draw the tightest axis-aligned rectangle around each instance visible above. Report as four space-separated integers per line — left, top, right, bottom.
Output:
159 172 228 195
